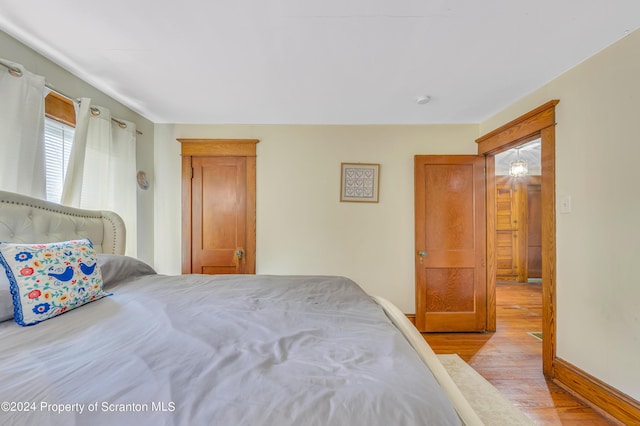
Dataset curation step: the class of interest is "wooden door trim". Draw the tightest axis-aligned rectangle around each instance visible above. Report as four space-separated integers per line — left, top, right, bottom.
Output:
540 125 556 377
476 100 558 377
178 138 259 157
476 100 559 155
245 156 257 273
485 156 497 327
181 155 193 274
179 139 258 274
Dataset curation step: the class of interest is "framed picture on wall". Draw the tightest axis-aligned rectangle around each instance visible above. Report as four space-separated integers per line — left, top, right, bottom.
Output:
340 163 380 203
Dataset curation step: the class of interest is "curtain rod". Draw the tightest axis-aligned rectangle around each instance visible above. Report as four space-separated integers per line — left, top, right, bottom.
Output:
1 59 143 135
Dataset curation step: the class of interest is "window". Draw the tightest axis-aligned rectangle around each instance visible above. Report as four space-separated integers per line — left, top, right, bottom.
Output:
44 117 74 203
43 91 76 203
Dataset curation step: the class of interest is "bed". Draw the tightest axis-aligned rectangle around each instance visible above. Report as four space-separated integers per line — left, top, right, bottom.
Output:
0 191 482 425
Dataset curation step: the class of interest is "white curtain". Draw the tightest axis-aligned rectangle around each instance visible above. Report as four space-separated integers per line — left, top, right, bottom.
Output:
61 99 138 256
0 59 46 198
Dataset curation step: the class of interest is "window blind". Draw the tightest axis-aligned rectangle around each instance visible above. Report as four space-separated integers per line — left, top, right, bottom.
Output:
44 117 74 203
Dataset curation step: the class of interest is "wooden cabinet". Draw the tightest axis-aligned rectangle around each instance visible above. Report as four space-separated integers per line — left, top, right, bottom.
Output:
179 139 258 275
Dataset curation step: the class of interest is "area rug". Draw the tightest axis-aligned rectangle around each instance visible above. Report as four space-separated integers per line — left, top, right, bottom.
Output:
437 354 534 425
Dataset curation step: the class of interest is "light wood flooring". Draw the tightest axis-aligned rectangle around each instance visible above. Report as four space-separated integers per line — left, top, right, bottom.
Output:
423 282 614 425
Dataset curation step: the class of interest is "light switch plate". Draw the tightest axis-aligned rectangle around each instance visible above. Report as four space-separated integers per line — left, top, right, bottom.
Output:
560 195 572 213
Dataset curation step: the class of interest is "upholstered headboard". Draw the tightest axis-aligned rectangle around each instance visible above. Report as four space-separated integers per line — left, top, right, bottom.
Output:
0 191 125 255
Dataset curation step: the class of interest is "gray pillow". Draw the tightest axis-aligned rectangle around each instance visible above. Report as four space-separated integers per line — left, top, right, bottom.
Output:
97 254 156 288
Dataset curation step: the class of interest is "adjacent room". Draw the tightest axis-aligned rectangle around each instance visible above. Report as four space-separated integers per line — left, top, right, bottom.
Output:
1 1 639 424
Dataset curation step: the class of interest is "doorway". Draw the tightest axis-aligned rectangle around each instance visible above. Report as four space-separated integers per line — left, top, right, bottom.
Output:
492 139 544 368
178 138 258 275
476 100 558 377
493 138 542 283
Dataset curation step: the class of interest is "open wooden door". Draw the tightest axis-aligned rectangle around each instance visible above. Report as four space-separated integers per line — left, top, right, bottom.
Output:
414 155 486 332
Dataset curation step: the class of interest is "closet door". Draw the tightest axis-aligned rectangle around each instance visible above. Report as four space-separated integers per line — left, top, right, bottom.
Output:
191 156 247 274
179 139 257 275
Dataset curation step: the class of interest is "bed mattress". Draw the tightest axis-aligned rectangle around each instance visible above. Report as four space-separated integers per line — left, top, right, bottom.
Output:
0 271 461 426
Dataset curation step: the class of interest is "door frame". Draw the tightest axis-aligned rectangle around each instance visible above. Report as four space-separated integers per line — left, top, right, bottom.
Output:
476 100 558 376
178 138 258 275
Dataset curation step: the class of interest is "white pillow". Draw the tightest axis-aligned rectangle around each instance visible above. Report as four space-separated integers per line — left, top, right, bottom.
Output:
0 238 109 326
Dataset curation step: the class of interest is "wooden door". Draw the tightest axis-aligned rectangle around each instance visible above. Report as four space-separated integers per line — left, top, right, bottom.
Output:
191 156 247 274
414 155 486 332
495 177 520 281
526 179 542 279
179 139 257 275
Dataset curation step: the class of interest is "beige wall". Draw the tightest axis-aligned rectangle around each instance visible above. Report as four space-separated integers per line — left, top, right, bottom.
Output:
481 29 640 400
153 124 478 312
0 30 156 266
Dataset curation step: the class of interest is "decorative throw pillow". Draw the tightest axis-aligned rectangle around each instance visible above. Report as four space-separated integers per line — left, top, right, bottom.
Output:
0 238 109 326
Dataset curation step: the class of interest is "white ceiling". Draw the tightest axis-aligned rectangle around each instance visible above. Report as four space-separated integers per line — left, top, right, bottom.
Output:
1 1 638 124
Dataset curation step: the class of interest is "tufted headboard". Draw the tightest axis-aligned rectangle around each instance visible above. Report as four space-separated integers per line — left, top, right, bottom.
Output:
0 191 125 255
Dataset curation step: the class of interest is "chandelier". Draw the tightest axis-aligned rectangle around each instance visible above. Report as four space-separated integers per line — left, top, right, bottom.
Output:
509 148 528 178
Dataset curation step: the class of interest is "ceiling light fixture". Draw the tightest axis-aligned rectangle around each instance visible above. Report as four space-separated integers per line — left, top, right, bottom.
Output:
509 148 528 178
416 95 431 105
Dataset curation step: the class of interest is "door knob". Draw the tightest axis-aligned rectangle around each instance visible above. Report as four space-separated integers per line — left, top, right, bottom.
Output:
417 250 427 257
236 249 244 260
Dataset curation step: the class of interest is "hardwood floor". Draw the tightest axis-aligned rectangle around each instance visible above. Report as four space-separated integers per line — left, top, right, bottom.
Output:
423 282 615 425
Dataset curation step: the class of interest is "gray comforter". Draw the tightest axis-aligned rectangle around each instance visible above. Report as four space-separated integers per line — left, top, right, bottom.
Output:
0 260 461 425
